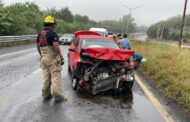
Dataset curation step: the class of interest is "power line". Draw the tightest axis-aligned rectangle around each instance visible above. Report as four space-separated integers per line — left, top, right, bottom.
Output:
121 1 148 33
122 0 149 15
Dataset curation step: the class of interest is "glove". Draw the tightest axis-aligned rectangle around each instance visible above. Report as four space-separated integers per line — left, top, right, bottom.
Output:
60 56 64 65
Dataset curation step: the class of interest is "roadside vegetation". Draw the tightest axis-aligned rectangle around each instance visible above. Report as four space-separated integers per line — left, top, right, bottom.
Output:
99 14 137 34
147 15 190 42
0 1 96 35
0 0 139 36
133 41 190 111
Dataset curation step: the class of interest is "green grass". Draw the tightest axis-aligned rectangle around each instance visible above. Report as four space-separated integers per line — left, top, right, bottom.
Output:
133 41 190 111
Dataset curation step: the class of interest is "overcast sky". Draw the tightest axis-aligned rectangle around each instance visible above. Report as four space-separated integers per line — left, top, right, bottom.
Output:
3 0 190 26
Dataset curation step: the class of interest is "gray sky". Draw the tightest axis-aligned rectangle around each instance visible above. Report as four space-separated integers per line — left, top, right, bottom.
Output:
3 0 190 26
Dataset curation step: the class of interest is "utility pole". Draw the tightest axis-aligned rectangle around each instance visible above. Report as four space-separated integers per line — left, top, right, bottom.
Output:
122 5 141 33
122 1 148 33
73 15 75 24
160 26 165 39
157 26 160 40
179 0 188 47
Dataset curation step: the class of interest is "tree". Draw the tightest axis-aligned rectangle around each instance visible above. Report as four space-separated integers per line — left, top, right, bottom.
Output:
0 2 13 35
135 26 148 33
45 8 74 23
74 14 89 23
74 14 97 30
5 2 43 35
99 20 121 33
0 2 99 35
98 14 136 34
58 8 73 22
147 15 190 40
119 14 136 33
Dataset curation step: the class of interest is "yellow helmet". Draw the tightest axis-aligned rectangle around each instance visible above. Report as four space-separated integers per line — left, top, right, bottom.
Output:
44 16 56 24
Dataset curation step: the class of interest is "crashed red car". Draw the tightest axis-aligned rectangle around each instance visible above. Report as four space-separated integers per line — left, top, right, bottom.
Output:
68 30 135 95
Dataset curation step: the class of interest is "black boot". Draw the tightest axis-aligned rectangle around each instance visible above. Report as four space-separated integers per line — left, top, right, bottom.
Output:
43 94 53 101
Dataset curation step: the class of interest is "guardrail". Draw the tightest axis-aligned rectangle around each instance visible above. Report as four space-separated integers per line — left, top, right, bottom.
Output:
0 34 63 42
0 35 37 42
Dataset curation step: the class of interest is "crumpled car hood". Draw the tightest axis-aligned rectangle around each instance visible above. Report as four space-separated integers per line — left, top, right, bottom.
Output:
81 48 134 61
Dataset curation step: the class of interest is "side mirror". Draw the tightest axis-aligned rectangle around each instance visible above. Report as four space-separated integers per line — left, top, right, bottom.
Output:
69 44 76 52
69 48 76 52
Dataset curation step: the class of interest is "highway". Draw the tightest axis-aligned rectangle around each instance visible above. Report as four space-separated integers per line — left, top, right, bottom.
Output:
0 44 188 122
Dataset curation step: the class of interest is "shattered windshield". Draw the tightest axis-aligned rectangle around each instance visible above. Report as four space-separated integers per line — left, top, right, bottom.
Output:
81 38 119 49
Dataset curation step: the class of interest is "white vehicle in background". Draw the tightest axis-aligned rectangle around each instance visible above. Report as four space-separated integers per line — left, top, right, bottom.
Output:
59 33 74 45
89 27 108 37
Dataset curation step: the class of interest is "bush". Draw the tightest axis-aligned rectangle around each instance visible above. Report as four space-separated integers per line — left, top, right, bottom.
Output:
168 31 180 41
147 24 169 39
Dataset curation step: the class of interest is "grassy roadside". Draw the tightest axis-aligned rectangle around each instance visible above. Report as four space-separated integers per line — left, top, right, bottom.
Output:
132 41 190 111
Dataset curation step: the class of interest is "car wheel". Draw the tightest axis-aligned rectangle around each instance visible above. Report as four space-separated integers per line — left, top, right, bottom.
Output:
125 80 134 90
71 71 78 90
72 78 78 90
114 89 120 95
68 62 71 72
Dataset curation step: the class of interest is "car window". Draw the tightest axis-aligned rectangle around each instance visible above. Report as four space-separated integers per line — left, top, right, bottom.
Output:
81 38 119 49
72 37 80 49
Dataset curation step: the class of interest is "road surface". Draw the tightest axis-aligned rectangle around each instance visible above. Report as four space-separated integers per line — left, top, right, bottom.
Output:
0 44 186 122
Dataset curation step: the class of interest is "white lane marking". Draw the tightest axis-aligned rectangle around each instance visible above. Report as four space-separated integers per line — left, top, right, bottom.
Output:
33 69 41 74
0 48 36 58
135 75 174 122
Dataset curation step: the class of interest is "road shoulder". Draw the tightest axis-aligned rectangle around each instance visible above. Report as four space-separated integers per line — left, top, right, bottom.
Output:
135 70 190 122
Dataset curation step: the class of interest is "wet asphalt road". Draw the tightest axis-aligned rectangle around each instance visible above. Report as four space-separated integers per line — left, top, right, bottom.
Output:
0 44 165 122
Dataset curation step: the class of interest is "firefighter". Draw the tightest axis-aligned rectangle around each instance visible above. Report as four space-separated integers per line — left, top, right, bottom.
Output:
36 16 67 102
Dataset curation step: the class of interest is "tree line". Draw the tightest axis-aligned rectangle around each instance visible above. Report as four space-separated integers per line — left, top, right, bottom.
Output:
147 15 190 41
0 1 97 36
98 14 137 34
0 1 137 36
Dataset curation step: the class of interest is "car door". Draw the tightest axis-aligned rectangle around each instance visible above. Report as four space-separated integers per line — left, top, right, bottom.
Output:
68 37 80 72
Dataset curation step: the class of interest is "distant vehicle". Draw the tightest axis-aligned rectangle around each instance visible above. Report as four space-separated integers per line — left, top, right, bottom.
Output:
59 34 74 45
89 27 108 37
68 30 135 95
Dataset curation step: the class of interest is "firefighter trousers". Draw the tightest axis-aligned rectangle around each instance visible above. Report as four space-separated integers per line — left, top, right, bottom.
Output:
40 56 62 99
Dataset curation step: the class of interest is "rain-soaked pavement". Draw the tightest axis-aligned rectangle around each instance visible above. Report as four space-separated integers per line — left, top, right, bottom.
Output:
0 44 177 122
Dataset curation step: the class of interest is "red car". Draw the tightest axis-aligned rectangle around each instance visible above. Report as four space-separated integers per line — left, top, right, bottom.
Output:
68 30 135 95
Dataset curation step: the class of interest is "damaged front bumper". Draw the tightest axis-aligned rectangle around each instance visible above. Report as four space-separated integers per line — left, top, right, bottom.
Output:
92 74 134 95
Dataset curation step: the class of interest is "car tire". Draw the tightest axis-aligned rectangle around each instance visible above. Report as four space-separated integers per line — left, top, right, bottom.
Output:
68 62 71 72
125 80 134 90
71 70 77 90
114 89 120 95
72 77 78 90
